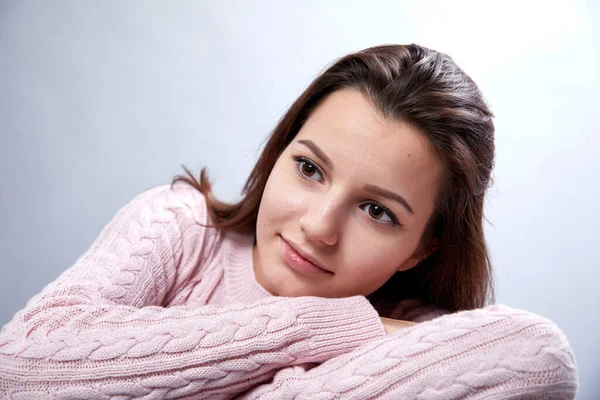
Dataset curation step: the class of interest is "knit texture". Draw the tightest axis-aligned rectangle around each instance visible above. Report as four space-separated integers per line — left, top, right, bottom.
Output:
0 184 578 399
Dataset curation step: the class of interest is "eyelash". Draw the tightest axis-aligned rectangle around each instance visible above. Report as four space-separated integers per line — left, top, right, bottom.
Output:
291 155 401 226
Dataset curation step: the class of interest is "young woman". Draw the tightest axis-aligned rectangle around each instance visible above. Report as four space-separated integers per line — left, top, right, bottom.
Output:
0 44 577 399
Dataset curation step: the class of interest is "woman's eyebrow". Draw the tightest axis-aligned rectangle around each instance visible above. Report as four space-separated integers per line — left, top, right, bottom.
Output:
363 184 415 215
297 140 333 170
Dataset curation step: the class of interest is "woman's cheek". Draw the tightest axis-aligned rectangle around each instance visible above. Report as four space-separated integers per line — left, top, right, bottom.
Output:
284 171 312 205
350 237 409 279
263 176 306 222
284 185 309 210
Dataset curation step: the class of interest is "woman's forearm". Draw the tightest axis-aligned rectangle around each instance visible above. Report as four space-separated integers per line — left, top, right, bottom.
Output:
241 304 578 400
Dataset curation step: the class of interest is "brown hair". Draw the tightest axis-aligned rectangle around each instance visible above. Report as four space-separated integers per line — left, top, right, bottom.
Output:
173 44 495 312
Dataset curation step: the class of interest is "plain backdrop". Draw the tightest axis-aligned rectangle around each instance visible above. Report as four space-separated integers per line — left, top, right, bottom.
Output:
1 1 598 398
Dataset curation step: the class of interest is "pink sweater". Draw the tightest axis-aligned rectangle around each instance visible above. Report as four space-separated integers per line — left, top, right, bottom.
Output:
0 184 578 399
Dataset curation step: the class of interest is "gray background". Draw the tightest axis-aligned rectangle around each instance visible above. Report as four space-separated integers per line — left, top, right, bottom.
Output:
1 1 598 398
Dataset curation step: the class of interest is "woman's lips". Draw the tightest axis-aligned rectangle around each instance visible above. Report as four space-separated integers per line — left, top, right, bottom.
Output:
280 237 332 275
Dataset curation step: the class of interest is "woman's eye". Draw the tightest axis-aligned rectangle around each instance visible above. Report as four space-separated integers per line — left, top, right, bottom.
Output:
360 203 399 225
293 156 324 182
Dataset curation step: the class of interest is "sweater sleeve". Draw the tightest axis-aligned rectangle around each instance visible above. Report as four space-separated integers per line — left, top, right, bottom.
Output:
0 184 385 399
240 305 579 400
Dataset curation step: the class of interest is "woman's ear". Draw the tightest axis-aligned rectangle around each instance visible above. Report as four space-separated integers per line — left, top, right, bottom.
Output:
397 239 440 272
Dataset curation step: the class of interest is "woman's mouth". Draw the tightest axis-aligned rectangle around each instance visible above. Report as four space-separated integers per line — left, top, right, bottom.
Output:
280 237 332 275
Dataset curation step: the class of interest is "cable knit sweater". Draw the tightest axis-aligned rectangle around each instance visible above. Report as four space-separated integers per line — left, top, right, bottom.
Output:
0 184 578 399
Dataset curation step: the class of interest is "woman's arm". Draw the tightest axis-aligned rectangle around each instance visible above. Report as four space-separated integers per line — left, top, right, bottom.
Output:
0 185 385 399
240 304 578 399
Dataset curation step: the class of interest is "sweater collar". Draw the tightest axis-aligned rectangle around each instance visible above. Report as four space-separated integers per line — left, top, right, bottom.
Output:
223 230 272 304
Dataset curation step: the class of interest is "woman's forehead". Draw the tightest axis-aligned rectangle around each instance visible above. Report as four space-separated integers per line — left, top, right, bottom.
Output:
296 90 440 178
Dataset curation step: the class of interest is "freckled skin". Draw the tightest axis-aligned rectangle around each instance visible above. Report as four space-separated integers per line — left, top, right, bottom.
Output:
253 89 443 298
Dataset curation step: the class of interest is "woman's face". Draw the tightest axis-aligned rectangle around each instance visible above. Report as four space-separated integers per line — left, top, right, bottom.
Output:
254 89 443 298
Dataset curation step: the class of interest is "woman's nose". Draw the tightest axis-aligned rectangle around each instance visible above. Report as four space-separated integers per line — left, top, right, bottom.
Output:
299 195 342 246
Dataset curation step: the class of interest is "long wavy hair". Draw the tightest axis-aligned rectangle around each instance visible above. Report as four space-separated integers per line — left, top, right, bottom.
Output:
173 44 495 312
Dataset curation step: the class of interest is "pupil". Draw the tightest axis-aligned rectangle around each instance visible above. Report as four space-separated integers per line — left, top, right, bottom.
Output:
303 163 314 175
371 205 382 218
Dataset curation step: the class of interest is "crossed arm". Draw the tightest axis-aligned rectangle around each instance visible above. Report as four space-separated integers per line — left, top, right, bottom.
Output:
240 306 578 400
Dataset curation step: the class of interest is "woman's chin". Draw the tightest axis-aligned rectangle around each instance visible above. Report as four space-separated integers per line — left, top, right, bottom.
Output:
273 279 321 298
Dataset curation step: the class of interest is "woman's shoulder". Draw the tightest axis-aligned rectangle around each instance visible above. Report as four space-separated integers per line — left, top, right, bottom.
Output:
130 183 210 225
